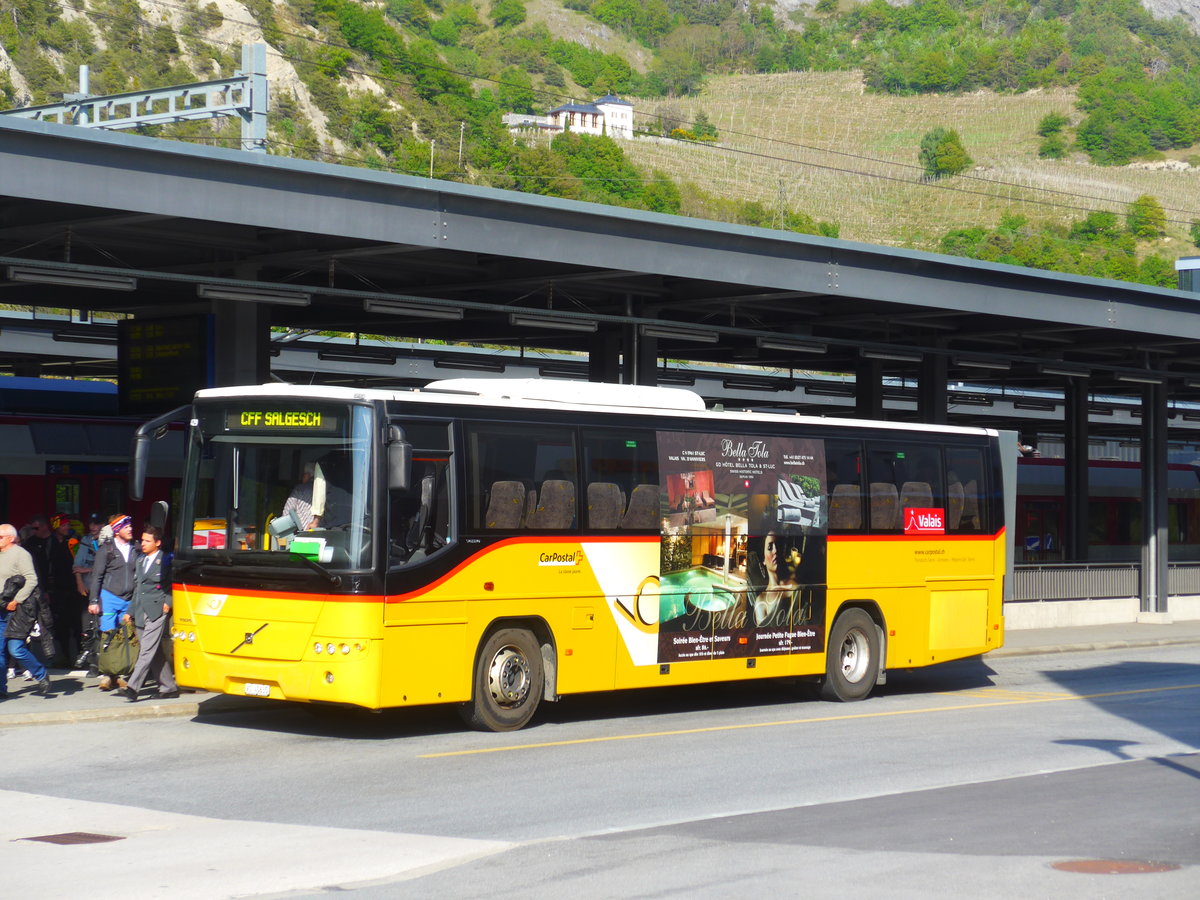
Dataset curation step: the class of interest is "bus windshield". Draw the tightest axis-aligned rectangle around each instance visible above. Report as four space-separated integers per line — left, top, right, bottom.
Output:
180 401 375 571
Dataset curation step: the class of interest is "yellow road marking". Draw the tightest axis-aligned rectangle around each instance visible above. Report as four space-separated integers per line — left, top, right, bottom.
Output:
945 688 1072 700
421 682 1200 758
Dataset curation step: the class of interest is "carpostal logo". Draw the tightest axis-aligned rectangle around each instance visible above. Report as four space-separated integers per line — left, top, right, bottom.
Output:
904 507 945 535
538 549 584 567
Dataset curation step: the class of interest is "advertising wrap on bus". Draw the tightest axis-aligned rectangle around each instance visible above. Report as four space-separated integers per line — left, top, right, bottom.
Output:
656 430 828 663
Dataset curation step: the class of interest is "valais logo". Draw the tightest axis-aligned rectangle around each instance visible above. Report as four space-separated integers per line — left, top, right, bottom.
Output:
904 507 945 535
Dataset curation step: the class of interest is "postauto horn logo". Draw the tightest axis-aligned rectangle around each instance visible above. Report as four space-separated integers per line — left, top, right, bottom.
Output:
538 548 584 567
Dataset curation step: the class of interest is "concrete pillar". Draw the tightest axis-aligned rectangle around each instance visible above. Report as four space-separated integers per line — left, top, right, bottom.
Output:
917 355 948 425
1063 378 1090 561
212 299 269 387
1140 381 1170 619
855 358 884 420
588 330 621 383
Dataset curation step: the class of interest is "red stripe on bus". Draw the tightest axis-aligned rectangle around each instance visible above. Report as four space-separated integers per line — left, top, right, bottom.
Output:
385 534 660 602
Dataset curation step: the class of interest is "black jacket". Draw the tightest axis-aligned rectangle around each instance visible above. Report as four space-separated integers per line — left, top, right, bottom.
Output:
89 540 137 606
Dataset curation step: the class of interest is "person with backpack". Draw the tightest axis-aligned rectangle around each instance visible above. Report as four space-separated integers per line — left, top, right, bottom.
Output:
0 523 52 698
87 514 138 691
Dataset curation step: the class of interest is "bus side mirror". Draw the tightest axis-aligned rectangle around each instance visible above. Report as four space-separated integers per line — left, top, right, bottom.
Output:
131 405 191 502
387 425 412 492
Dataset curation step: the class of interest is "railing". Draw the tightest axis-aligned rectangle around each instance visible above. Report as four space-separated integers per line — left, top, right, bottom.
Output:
1013 562 1200 602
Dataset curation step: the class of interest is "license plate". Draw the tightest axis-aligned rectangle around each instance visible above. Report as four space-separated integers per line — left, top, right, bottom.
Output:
243 682 271 697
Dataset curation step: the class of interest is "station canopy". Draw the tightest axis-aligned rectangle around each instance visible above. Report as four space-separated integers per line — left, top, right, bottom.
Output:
2 114 1200 433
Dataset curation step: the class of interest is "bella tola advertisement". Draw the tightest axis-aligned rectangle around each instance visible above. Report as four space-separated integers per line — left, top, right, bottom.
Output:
656 430 828 663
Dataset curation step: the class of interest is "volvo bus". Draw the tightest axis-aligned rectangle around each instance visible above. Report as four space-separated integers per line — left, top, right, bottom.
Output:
136 378 1015 731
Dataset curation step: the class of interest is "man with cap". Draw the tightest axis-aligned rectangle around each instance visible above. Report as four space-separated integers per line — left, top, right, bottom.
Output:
88 514 138 690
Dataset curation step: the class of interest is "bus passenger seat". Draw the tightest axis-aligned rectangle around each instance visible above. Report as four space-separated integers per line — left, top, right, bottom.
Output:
961 480 980 530
947 481 965 530
620 484 660 530
526 480 576 529
587 482 626 529
485 480 526 529
900 481 933 510
828 483 863 531
869 483 900 530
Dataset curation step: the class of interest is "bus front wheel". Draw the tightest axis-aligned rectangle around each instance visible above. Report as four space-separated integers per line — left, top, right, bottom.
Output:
461 628 544 732
820 608 879 702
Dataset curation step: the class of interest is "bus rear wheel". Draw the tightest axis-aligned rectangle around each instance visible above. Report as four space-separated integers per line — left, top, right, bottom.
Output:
820 608 879 702
461 628 544 732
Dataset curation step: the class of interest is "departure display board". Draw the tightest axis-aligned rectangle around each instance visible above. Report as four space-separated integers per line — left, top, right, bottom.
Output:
118 316 213 415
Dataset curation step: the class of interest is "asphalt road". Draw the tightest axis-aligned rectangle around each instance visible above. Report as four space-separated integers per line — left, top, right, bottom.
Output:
5 644 1199 899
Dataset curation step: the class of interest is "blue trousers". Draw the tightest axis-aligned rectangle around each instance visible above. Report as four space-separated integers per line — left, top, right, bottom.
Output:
1 611 47 694
100 596 130 632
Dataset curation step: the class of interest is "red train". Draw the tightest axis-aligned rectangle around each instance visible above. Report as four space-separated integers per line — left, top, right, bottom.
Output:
0 378 181 532
1016 455 1200 563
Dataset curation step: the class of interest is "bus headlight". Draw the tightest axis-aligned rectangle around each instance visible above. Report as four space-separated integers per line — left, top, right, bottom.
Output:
325 642 336 655
314 642 323 654
340 644 350 655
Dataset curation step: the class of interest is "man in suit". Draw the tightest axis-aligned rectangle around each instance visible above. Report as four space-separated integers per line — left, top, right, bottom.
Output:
118 525 177 701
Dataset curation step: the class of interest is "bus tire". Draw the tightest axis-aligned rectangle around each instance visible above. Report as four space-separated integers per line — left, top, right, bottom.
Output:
820 608 879 702
461 628 544 732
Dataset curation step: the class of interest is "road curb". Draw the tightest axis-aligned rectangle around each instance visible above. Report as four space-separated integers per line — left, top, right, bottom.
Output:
989 636 1200 658
0 699 204 727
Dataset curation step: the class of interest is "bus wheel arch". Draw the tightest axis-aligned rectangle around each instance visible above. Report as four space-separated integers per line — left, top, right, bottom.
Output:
460 618 555 732
821 602 885 702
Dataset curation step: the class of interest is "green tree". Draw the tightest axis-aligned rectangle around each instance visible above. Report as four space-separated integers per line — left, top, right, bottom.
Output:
692 111 718 141
1190 220 1200 248
1036 112 1070 137
918 127 972 179
1126 195 1166 239
490 0 526 28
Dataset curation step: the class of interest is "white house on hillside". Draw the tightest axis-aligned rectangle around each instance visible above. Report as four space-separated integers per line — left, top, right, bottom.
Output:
503 95 635 139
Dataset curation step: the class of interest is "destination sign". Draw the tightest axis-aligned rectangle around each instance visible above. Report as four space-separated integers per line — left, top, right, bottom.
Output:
225 410 340 433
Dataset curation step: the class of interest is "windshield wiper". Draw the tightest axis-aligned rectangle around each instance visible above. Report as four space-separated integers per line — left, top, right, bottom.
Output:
293 554 342 587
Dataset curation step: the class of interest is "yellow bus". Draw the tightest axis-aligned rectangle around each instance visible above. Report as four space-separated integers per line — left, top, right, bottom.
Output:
143 378 1015 731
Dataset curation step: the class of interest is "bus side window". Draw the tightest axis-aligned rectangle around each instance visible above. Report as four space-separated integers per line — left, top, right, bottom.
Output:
390 457 451 566
946 447 987 534
825 439 864 534
581 428 659 532
866 442 943 534
466 423 578 531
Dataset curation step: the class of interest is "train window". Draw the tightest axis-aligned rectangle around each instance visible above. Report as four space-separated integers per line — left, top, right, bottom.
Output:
465 423 578 531
53 479 82 518
825 439 864 534
87 424 136 456
866 442 944 534
99 478 126 519
1168 501 1189 546
0 477 7 521
29 421 88 454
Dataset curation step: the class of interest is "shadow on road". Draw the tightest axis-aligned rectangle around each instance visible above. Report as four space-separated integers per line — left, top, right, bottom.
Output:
190 654 1001 739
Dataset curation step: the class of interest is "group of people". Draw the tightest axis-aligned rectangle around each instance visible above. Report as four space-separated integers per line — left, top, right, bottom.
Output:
0 512 177 702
